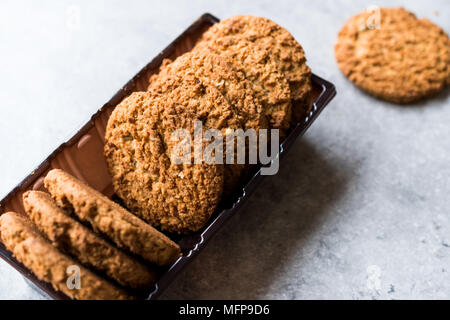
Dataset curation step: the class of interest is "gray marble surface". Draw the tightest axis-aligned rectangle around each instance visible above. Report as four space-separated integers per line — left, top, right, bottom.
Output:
0 0 449 300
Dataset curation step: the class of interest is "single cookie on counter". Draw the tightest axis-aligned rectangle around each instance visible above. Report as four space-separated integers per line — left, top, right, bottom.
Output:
197 15 312 124
44 169 181 265
335 7 450 103
105 91 225 234
22 190 157 289
0 212 131 300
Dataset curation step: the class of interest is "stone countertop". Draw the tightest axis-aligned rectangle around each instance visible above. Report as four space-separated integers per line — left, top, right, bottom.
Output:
0 0 449 300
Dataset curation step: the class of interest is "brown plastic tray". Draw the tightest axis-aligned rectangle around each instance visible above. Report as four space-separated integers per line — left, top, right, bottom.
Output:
0 13 336 300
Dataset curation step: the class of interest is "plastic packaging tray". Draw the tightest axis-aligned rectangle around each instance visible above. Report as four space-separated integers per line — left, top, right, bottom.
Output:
0 13 336 300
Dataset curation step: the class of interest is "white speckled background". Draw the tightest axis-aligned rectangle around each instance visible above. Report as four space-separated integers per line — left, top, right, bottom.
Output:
0 0 449 300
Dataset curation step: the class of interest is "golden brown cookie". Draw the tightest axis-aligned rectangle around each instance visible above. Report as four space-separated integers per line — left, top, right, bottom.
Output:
194 36 293 136
0 212 131 300
147 49 269 196
148 50 267 132
44 169 181 265
22 190 156 289
105 91 225 234
335 8 450 103
197 15 312 123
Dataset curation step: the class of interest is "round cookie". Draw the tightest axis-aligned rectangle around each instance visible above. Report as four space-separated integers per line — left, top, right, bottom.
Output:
148 50 269 196
23 190 157 289
148 49 268 132
194 36 293 136
197 15 312 123
104 91 225 233
44 169 181 263
335 8 450 103
0 212 131 300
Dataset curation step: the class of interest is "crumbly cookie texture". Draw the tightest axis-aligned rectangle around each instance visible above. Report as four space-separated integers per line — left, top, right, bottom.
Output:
335 7 450 103
22 190 156 289
149 49 268 132
0 212 131 300
198 15 312 123
194 36 292 136
44 169 181 264
105 91 224 233
148 50 269 196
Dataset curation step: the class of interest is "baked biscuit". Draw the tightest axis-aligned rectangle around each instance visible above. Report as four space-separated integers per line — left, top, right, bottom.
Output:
0 212 131 300
148 50 269 195
198 15 312 123
44 169 181 265
148 50 267 132
22 190 156 289
194 36 292 136
105 91 225 233
335 8 450 103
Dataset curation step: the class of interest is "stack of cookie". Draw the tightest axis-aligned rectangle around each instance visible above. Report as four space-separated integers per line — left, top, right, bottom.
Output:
104 15 312 234
0 169 181 300
0 15 311 300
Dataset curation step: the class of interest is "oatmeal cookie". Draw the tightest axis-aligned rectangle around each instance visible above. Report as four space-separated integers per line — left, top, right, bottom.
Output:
148 50 269 195
0 212 131 300
44 169 181 264
23 190 157 289
335 8 450 103
194 36 292 135
148 50 267 132
197 15 312 123
104 91 225 233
